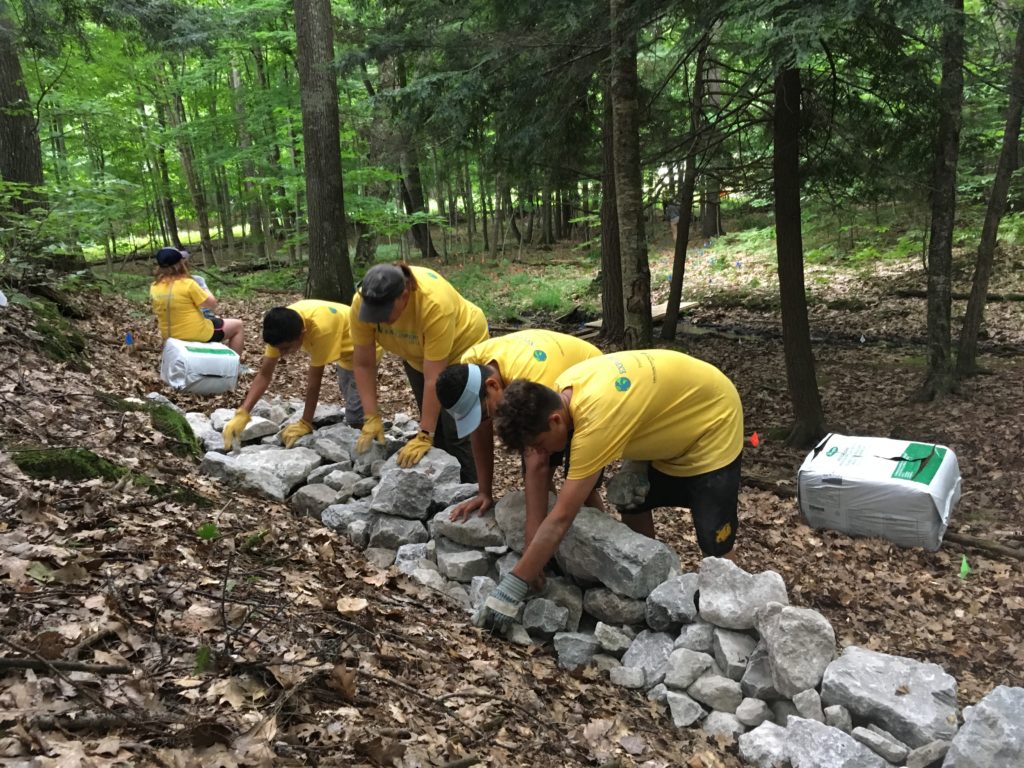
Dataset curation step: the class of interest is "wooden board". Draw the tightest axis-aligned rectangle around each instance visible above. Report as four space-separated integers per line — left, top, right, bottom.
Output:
582 300 698 330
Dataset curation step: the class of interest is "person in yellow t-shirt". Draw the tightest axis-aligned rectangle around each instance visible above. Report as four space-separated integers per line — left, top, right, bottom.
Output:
221 301 380 450
149 247 244 353
474 349 744 630
435 330 603 545
349 263 488 481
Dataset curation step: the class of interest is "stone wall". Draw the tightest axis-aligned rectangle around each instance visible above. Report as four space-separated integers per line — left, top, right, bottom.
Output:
188 397 1023 768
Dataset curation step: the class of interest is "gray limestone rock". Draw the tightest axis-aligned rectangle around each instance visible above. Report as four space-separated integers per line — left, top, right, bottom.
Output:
321 500 374 534
428 507 507 548
363 547 396 569
703 711 746 741
741 641 782 701
434 537 490 582
410 567 447 591
209 408 236 431
379 447 461 485
469 576 497 610
665 691 706 729
820 646 959 749
942 685 1024 768
906 740 950 768
311 403 346 427
495 552 519 581
698 557 789 630
771 700 799 726
735 698 772 728
200 447 321 501
352 477 378 498
609 666 646 689
308 461 353 485
494 490 553 553
757 602 836 698
536 577 584 633
647 684 668 703
621 630 675 687
367 515 429 549
301 422 359 463
606 461 651 509
646 573 699 631
556 506 681 599
793 689 825 723
346 518 370 549
393 543 430 574
186 412 224 453
289 483 341 519
146 392 182 413
250 399 290 425
714 628 758 682
370 468 435 519
825 704 853 733
431 482 479 511
240 416 278 442
663 648 715 691
853 725 909 764
323 469 362 496
786 716 889 768
522 598 568 638
594 622 634 657
505 624 533 646
583 588 647 626
687 675 743 714
738 721 789 768
674 620 715 655
591 654 621 673
553 632 599 670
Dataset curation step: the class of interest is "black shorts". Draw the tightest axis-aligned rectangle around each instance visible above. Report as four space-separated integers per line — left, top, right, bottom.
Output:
207 317 225 343
620 455 741 556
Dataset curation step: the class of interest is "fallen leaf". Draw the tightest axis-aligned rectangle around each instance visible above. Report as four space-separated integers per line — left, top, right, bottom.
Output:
336 596 368 614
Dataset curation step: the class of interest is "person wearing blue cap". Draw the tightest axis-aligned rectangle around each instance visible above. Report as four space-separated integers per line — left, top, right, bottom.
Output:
149 246 244 354
436 329 604 550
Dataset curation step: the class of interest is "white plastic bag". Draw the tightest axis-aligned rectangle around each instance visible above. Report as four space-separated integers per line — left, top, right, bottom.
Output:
160 337 239 395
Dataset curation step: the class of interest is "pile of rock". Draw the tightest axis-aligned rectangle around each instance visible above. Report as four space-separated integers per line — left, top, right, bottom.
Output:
185 398 1023 768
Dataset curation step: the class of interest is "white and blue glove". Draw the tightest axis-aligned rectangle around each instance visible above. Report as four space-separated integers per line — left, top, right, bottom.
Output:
472 573 529 631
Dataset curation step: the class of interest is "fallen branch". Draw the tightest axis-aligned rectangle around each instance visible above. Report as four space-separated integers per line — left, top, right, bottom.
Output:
895 288 1024 302
944 531 1024 561
0 657 132 675
742 474 797 497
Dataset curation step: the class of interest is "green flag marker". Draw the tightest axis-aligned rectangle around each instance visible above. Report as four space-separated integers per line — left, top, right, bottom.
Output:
959 555 970 579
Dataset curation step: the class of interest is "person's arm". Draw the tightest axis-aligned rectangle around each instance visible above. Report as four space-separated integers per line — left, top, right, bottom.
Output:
418 358 447 434
300 365 326 425
512 473 600 585
199 294 217 311
523 448 555 549
240 356 278 412
449 421 495 521
352 343 379 416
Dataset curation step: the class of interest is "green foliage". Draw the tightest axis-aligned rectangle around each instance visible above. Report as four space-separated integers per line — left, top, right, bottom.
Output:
194 644 213 674
195 522 220 541
12 448 126 482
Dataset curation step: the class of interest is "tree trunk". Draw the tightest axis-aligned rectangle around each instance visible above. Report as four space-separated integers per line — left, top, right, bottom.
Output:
919 0 965 400
230 63 267 258
773 67 827 448
600 70 624 345
167 88 216 265
463 154 475 253
401 150 439 259
0 1 44 226
477 155 489 253
610 0 652 349
153 102 183 250
957 15 1024 377
662 37 708 341
505 187 523 243
293 0 354 302
490 173 503 261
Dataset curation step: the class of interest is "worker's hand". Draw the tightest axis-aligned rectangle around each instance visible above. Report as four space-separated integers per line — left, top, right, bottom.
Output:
449 493 495 522
396 430 433 468
472 574 529 631
222 408 251 450
355 414 385 454
280 418 313 448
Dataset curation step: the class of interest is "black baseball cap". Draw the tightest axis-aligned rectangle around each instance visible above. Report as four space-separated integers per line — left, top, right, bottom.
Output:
155 247 189 267
358 264 407 323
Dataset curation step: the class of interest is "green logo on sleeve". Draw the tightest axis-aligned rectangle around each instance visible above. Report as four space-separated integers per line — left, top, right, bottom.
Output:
614 376 631 392
533 349 547 361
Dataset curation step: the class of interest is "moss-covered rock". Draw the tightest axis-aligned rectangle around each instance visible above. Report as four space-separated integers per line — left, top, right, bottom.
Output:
12 448 127 482
149 404 201 458
27 298 88 370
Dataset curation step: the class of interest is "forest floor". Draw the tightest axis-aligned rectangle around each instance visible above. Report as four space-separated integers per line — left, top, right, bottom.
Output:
1 229 1022 767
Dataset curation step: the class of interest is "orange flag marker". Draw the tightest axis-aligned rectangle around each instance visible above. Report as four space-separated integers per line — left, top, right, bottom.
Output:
749 431 760 448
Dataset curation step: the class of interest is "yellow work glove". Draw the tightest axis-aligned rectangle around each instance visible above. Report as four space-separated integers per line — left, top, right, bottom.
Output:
280 418 313 448
397 430 433 468
355 414 385 454
222 408 251 450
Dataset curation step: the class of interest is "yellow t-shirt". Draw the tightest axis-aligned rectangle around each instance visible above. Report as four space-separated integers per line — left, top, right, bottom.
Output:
350 266 488 372
460 329 601 389
150 277 213 341
555 349 744 479
263 300 375 370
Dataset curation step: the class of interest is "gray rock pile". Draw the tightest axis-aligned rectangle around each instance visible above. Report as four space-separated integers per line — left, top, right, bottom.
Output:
188 399 1023 768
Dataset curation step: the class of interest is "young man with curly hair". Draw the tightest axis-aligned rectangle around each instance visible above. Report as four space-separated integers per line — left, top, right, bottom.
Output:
475 349 743 630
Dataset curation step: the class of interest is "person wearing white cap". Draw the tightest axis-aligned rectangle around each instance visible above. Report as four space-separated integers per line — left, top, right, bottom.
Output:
435 330 604 549
349 263 488 481
149 246 244 354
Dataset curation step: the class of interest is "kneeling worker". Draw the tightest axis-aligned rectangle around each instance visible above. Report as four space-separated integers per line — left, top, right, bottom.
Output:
475 349 743 630
436 329 603 548
222 301 379 450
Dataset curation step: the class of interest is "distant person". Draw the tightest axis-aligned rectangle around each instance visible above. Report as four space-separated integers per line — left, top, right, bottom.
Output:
350 263 488 480
150 246 244 354
435 329 603 547
474 349 743 630
222 301 381 449
664 202 681 242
